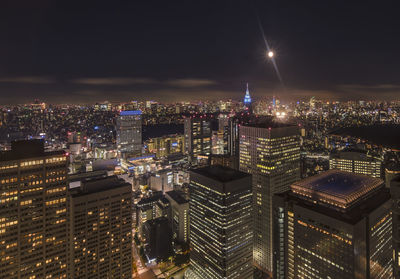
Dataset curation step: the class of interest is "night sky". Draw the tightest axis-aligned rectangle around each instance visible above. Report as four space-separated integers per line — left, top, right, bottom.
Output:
1 0 399 104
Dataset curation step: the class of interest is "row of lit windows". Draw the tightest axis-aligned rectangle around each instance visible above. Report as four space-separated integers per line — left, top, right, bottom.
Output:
0 164 18 170
46 187 66 194
21 160 43 167
297 220 352 245
0 220 18 228
45 157 66 163
45 198 66 206
0 178 17 184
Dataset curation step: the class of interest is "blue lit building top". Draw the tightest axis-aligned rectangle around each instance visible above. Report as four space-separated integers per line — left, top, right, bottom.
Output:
244 83 252 104
120 110 142 116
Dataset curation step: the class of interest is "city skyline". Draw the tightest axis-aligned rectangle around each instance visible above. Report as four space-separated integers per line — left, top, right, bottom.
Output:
1 1 400 104
2 2 400 279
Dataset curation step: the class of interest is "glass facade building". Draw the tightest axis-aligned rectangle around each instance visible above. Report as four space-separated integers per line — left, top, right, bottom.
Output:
184 117 212 161
116 110 142 155
189 165 253 279
273 170 392 279
239 123 300 273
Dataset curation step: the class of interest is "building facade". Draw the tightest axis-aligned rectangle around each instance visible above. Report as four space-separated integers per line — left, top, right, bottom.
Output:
165 190 189 243
189 166 253 279
149 169 174 193
274 170 392 279
68 176 132 278
184 117 211 161
116 110 142 156
390 175 400 278
145 134 185 158
239 123 300 273
0 140 68 278
329 150 382 178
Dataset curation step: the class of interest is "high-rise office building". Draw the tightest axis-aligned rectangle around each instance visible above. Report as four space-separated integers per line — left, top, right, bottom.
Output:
188 165 253 279
329 150 382 178
155 196 170 219
239 122 300 273
228 117 240 158
184 117 211 161
390 175 400 278
68 176 132 278
136 192 164 230
116 110 142 156
0 140 68 278
218 114 230 155
165 190 189 243
273 170 392 279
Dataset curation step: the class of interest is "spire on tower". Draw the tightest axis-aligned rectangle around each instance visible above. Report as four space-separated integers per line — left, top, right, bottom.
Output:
244 83 251 105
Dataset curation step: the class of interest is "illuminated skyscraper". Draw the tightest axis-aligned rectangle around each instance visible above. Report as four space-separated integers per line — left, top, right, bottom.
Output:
329 150 382 178
116 110 142 156
390 175 400 278
239 123 300 274
0 140 68 278
273 170 392 279
184 117 211 161
68 176 132 278
243 83 252 112
189 166 253 279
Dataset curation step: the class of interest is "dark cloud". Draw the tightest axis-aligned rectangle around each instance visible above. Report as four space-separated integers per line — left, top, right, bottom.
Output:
167 79 217 88
71 77 157 86
0 76 54 84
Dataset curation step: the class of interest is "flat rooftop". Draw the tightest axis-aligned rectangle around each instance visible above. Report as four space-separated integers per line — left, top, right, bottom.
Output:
242 117 296 129
71 176 130 197
291 169 383 209
191 165 250 183
166 190 188 205
330 150 380 162
137 192 163 206
277 187 390 225
0 139 64 161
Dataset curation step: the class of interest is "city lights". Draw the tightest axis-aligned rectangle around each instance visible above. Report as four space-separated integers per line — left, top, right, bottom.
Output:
1 2 398 279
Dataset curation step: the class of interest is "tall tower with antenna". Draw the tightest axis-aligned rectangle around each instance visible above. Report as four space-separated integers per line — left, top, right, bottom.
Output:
243 83 252 113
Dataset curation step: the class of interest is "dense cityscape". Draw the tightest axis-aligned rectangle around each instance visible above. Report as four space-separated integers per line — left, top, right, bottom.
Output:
1 92 400 278
2 1 400 279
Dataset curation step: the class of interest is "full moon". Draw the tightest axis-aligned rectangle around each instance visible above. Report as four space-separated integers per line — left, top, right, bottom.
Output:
268 51 274 58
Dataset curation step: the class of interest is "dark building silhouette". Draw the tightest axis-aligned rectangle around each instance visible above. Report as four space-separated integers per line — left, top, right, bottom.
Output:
143 217 173 262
